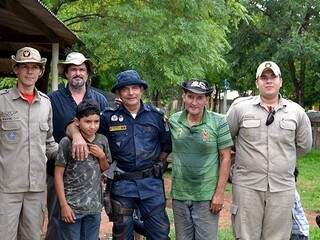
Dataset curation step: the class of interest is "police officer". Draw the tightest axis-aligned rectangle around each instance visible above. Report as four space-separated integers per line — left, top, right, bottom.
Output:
68 70 172 239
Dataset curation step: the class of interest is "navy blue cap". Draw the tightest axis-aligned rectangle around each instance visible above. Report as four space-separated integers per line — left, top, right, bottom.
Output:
111 70 148 93
181 79 213 95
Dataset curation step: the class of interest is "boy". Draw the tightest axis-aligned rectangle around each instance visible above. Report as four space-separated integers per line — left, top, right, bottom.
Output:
54 99 110 240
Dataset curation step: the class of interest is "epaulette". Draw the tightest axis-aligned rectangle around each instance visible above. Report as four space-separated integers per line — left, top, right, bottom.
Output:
230 96 254 106
103 106 119 112
148 104 165 116
0 89 9 95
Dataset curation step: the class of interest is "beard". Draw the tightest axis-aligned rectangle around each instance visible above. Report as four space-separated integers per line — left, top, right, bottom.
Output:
70 77 86 89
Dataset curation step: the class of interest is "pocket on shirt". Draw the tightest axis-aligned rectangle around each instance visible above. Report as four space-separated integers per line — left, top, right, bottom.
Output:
241 119 261 141
39 122 49 142
0 120 21 144
279 119 296 143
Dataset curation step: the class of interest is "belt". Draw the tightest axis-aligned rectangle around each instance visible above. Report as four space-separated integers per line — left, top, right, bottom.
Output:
113 163 163 181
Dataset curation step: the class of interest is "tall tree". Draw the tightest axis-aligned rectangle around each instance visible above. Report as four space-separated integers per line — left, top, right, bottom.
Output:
43 0 248 106
227 0 320 107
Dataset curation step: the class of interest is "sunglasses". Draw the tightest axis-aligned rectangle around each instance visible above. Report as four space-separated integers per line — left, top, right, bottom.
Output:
266 110 276 126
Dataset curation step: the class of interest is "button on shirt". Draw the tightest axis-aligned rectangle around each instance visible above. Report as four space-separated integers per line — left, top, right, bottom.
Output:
0 86 58 192
100 102 172 199
226 96 312 192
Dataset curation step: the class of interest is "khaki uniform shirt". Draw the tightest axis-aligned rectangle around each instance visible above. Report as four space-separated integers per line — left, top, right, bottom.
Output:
226 95 312 192
0 86 58 192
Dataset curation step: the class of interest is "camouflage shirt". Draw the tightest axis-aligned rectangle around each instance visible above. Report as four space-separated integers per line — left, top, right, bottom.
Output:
55 133 109 214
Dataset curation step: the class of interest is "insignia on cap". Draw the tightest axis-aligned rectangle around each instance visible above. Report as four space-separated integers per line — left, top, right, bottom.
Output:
190 81 206 90
23 50 31 57
265 63 272 68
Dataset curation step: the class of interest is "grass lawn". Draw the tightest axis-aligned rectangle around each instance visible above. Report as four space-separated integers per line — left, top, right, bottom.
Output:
167 149 320 240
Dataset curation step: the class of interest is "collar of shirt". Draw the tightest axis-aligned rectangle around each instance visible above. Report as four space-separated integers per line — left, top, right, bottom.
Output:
251 95 288 112
10 85 41 103
177 108 209 127
118 100 149 117
62 84 92 99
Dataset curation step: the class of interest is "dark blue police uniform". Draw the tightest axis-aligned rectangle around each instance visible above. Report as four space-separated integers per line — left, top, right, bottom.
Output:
100 101 171 240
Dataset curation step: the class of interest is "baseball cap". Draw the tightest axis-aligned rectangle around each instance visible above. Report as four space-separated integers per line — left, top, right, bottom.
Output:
256 61 281 79
11 47 47 66
181 79 213 95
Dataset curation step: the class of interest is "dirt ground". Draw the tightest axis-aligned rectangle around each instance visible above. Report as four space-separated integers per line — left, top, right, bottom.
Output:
42 175 318 239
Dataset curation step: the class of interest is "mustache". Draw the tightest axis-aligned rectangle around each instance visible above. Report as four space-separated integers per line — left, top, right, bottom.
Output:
72 76 83 80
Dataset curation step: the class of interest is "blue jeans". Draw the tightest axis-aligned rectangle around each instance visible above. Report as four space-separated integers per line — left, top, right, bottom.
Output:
59 213 101 240
172 200 219 240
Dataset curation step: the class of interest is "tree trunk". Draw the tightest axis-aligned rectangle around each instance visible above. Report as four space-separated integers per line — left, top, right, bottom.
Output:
287 57 305 107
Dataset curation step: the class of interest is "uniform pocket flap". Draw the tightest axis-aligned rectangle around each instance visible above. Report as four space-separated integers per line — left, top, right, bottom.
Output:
1 121 20 130
243 119 260 128
39 122 49 131
280 120 296 130
230 203 238 215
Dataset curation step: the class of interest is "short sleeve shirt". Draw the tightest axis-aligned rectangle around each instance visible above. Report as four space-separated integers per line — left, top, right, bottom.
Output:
170 109 233 201
55 133 109 214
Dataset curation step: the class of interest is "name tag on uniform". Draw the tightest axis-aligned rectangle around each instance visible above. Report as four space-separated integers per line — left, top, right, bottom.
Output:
109 125 127 132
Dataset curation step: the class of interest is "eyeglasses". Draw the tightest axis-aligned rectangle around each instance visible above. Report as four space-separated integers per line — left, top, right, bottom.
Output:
266 110 275 126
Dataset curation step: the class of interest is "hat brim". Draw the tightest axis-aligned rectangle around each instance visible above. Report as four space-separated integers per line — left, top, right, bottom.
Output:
58 59 94 76
11 55 47 65
111 81 148 93
181 85 213 95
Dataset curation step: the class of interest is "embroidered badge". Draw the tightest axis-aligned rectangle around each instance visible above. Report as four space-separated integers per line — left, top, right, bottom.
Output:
201 129 210 142
0 111 19 121
111 115 118 121
109 125 127 132
5 132 17 141
23 50 31 57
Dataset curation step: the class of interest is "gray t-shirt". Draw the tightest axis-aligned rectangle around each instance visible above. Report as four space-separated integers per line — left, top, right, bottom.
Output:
55 133 109 214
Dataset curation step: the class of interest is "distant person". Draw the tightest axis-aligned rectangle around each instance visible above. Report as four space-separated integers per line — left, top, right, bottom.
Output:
46 52 109 240
0 47 58 239
169 79 233 240
227 61 312 239
55 99 110 240
291 168 309 240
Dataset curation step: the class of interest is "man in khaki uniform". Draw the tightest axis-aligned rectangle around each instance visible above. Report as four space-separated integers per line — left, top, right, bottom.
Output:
0 47 58 240
226 61 312 240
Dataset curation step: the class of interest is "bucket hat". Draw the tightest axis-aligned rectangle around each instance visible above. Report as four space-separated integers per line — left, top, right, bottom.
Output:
111 70 148 93
11 47 47 66
181 79 213 95
256 61 281 79
58 52 94 76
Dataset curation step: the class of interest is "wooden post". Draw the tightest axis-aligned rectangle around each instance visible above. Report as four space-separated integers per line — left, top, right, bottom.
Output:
51 43 59 91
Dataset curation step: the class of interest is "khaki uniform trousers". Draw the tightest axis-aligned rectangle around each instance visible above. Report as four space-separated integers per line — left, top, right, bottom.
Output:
0 191 46 240
231 184 295 240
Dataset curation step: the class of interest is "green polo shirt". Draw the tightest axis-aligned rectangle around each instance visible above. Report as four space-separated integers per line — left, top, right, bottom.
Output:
169 109 233 201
